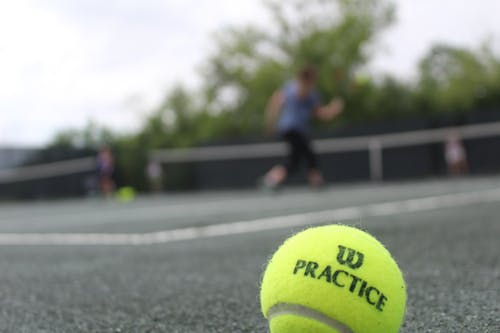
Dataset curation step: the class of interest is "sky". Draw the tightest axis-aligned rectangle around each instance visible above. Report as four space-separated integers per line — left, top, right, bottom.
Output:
0 0 499 147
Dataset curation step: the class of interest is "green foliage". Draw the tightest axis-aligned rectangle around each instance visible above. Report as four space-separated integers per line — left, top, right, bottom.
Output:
201 0 395 134
50 121 115 149
417 43 500 113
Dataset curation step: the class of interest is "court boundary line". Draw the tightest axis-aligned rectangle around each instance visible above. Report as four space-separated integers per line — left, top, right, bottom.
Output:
0 188 499 246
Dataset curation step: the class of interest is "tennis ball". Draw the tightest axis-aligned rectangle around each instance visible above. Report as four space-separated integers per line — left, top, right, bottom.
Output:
116 186 136 203
260 225 406 333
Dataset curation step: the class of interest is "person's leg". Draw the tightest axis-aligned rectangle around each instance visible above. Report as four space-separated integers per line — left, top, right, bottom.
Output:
100 177 112 198
264 165 287 186
307 168 324 187
263 131 301 187
295 133 324 187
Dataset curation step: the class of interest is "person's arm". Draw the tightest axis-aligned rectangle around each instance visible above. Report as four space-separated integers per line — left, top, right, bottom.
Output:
315 97 344 122
265 90 284 133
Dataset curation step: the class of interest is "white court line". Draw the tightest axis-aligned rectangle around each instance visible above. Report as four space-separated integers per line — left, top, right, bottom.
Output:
0 188 499 246
0 188 342 228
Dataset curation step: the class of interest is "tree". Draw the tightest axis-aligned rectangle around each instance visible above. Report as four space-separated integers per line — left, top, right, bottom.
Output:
200 0 396 134
417 43 500 113
50 121 115 149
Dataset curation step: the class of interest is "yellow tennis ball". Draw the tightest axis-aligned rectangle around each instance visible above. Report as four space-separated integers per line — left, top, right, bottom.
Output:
260 225 406 333
116 186 136 203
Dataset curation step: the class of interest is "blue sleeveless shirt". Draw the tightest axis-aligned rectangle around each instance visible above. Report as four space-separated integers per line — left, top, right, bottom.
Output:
277 81 320 135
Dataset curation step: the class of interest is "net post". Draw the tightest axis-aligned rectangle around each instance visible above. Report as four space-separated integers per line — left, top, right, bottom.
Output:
369 139 383 182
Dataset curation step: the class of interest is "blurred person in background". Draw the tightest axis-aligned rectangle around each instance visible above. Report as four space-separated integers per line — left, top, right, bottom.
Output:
146 161 163 193
97 146 115 198
445 133 468 176
261 65 344 190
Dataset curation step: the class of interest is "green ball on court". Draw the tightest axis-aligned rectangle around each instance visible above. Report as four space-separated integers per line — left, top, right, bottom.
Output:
116 186 136 203
260 225 406 333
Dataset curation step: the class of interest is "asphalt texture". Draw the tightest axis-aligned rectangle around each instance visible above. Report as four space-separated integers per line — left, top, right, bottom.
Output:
0 177 499 332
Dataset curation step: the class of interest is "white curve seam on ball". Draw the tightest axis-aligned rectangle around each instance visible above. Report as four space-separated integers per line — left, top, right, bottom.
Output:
267 303 354 333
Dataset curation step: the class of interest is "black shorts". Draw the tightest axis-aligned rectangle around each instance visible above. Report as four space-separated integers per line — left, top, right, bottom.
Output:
281 130 319 174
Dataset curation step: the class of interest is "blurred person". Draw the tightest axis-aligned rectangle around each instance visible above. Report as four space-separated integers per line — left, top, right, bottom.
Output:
83 175 98 198
97 146 115 198
261 65 344 189
146 161 163 193
445 133 468 176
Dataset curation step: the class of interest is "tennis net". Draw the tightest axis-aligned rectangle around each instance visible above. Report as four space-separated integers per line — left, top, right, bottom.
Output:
0 157 97 199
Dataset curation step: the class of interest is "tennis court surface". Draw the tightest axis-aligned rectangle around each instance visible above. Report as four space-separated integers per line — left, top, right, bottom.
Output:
0 176 499 332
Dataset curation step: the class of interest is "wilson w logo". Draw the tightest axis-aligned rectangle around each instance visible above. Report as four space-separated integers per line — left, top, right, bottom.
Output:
337 245 364 269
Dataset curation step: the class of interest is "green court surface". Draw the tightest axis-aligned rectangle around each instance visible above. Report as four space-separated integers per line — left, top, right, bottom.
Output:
0 177 499 332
